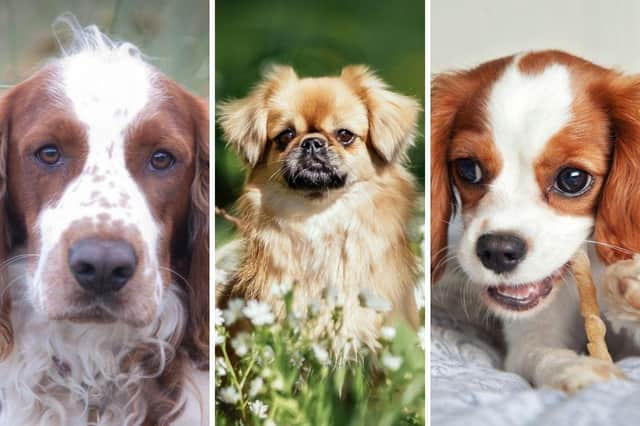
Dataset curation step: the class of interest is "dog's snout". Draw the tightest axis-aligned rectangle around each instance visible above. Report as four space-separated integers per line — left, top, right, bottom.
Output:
300 137 326 154
476 233 527 274
69 239 137 294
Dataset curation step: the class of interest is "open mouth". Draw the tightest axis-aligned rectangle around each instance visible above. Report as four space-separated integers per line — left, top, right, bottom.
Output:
484 264 568 312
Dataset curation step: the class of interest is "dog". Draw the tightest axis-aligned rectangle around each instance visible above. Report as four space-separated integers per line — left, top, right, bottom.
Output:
218 65 420 355
0 22 209 425
430 50 640 392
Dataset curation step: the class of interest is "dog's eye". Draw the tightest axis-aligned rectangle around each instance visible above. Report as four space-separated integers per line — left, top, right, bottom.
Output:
275 128 296 146
454 158 483 184
149 150 176 171
554 167 593 196
35 145 62 166
336 129 355 145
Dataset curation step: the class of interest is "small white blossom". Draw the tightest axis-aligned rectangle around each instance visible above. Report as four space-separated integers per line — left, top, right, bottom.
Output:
380 326 396 341
223 299 245 325
215 308 224 326
382 353 403 371
243 300 275 326
271 282 292 298
271 377 284 391
312 343 330 365
215 267 229 286
249 377 264 397
414 279 425 311
358 289 392 312
214 330 225 346
265 420 277 426
219 386 241 404
417 326 426 350
249 400 269 418
215 357 226 377
230 332 251 357
262 345 275 362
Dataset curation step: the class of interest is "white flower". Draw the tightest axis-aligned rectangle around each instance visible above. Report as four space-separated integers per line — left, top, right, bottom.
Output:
249 400 269 418
214 330 225 346
230 332 251 357
265 420 277 426
215 267 229 286
358 289 392 312
215 357 226 376
215 308 224 326
223 298 245 325
414 279 425 311
312 343 330 365
271 282 292 298
271 377 284 391
249 377 264 397
262 345 275 363
243 300 275 326
417 326 426 350
380 326 396 341
382 353 403 371
219 386 241 404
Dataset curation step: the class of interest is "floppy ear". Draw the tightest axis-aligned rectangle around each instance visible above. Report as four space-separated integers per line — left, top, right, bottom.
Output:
430 72 470 282
184 95 209 367
341 65 420 162
0 92 12 360
218 65 297 166
593 76 640 264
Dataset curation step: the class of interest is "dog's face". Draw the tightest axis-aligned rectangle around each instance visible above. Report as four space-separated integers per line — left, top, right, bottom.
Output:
432 51 640 318
219 65 419 204
0 46 209 331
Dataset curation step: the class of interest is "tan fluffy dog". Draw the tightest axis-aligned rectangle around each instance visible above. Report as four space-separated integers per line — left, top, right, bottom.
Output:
218 65 420 354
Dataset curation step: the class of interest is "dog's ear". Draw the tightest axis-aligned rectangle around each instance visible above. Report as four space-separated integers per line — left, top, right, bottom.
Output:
593 75 640 264
218 65 297 166
341 65 420 162
184 94 209 367
0 91 12 360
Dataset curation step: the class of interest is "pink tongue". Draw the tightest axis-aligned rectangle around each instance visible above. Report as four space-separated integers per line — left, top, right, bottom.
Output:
497 283 537 298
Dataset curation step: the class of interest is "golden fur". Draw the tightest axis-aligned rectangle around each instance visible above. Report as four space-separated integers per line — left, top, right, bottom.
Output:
218 65 420 354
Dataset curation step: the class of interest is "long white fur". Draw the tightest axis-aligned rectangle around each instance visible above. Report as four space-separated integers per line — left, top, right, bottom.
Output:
0 21 206 425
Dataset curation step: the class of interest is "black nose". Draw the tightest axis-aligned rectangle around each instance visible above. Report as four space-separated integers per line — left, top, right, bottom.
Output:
300 137 326 154
476 233 527 274
69 239 137 294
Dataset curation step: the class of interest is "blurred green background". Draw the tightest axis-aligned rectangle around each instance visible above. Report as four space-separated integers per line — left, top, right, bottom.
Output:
0 0 208 95
215 0 425 245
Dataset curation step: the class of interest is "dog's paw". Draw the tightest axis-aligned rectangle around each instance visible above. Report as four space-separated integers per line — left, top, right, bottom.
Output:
549 356 625 393
604 256 640 321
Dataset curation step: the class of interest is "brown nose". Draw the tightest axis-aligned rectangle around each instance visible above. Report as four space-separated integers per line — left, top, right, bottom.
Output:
68 238 137 294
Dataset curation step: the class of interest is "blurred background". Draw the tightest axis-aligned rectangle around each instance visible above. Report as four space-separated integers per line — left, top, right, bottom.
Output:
432 0 640 73
0 0 208 95
216 0 425 245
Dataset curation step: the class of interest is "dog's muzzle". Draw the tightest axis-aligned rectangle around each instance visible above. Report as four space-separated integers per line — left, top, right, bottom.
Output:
283 137 346 190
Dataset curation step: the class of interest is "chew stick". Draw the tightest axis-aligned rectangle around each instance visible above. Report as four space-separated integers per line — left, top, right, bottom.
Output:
571 249 613 362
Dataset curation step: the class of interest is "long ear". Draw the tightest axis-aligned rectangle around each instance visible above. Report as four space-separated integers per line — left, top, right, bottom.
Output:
184 95 209 367
341 65 420 162
430 72 469 282
218 65 297 166
0 92 12 359
594 76 640 264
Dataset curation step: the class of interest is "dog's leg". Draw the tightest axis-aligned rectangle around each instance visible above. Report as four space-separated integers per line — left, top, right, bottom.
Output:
602 255 640 349
504 282 624 393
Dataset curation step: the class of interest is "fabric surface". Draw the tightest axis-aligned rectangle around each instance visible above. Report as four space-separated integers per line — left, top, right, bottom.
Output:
431 311 640 426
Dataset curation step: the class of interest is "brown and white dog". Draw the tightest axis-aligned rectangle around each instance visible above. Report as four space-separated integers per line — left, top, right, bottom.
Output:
0 23 209 424
432 50 640 392
218 65 420 355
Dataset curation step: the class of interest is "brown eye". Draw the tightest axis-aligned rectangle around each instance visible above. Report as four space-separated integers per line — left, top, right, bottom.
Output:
35 145 61 165
275 128 296 146
336 129 355 145
150 150 175 171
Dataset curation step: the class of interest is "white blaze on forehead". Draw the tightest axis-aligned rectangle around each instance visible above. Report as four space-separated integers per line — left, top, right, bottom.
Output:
32 47 164 307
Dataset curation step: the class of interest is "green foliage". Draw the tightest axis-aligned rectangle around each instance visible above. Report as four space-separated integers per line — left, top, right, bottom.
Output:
215 0 425 208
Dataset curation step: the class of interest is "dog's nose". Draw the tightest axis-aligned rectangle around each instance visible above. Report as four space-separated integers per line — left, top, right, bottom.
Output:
300 137 326 154
476 233 527 274
69 239 137 294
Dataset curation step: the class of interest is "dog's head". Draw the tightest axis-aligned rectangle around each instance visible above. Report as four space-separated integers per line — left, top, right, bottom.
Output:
0 26 209 361
219 65 419 204
432 50 640 317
